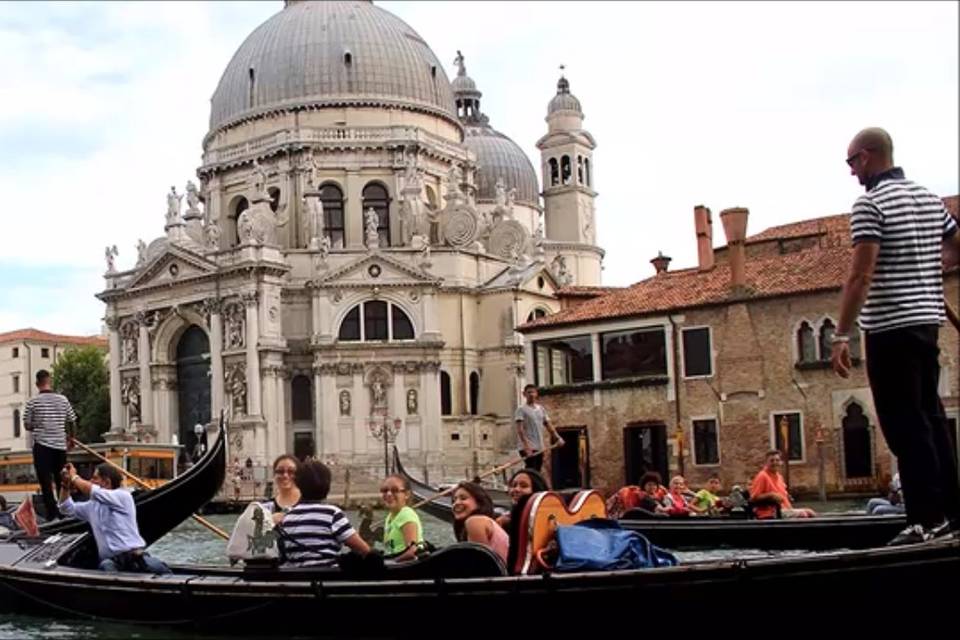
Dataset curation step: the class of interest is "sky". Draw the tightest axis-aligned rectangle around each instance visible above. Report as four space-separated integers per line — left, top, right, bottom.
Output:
0 1 957 336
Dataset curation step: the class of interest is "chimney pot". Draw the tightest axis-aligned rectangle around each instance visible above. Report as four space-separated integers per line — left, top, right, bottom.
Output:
719 207 750 291
693 205 715 271
650 251 672 275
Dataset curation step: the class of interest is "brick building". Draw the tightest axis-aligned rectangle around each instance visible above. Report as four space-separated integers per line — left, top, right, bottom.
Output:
517 198 959 498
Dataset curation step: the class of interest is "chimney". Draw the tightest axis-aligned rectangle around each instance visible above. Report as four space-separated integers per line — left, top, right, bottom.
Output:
694 205 714 271
719 207 749 292
650 251 672 275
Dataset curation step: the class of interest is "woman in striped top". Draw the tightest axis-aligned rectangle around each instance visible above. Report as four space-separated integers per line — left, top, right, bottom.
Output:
278 460 369 567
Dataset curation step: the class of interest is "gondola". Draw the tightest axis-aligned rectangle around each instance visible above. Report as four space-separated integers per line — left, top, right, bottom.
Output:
1 419 226 546
392 447 511 521
0 529 957 634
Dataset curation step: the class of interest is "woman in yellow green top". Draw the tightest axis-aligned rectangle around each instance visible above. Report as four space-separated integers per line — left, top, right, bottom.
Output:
380 474 423 562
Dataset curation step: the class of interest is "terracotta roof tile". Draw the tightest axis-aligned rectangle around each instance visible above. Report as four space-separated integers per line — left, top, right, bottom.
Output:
746 213 850 243
556 286 624 298
0 328 107 347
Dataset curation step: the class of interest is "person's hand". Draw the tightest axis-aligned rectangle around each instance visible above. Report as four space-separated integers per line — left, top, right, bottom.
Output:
521 447 533 458
60 463 76 485
271 512 285 525
555 436 566 448
831 341 851 378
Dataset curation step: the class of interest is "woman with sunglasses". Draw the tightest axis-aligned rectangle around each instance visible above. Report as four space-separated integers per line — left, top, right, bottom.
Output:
266 454 301 524
380 474 423 562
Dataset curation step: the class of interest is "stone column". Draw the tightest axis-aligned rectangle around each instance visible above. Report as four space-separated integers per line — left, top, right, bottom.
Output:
135 313 154 429
346 170 363 249
353 369 366 455
421 288 441 342
392 366 406 453
106 316 123 434
243 291 262 417
275 368 287 459
421 363 442 455
207 299 225 420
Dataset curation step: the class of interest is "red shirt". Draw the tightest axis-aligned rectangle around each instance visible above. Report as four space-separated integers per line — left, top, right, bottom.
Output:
749 468 793 519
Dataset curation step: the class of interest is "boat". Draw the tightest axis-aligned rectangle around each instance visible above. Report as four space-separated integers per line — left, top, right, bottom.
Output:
393 447 511 521
618 509 909 550
1 419 226 544
0 529 956 634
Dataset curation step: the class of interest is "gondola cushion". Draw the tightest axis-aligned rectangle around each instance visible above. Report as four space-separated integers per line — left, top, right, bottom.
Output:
554 519 678 572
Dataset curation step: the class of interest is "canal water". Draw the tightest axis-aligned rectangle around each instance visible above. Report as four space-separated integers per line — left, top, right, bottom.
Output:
0 500 864 639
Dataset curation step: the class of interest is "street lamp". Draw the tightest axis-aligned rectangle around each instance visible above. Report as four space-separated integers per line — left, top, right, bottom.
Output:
369 416 402 477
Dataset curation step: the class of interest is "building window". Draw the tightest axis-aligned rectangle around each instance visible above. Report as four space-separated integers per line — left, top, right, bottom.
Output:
12 375 19 394
561 155 572 185
796 321 816 363
526 308 548 323
681 327 713 378
13 409 20 438
268 187 281 213
319 183 345 249
584 158 591 187
600 327 667 380
291 375 312 422
440 371 452 416
338 301 415 342
533 335 594 387
577 155 584 184
469 371 480 416
12 347 18 358
231 197 250 245
771 411 804 462
41 348 50 358
693 418 719 465
818 319 835 360
362 182 391 247
548 158 559 187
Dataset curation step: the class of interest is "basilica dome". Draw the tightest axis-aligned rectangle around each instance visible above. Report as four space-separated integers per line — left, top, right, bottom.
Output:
209 1 458 132
463 127 540 207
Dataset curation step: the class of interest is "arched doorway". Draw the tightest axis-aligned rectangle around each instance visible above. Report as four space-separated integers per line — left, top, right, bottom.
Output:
842 403 872 479
176 325 211 462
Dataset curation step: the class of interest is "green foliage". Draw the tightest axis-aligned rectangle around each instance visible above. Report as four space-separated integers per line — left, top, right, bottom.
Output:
51 345 110 444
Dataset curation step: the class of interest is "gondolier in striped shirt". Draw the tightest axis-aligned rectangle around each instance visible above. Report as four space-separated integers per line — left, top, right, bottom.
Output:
22 369 77 520
832 127 960 545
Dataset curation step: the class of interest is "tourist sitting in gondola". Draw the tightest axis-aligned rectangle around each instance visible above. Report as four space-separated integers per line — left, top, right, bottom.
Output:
866 473 905 516
380 474 423 562
58 462 171 574
690 474 725 515
749 451 817 519
276 460 370 567
452 482 509 565
605 471 670 519
497 468 550 530
265 454 301 524
662 476 703 516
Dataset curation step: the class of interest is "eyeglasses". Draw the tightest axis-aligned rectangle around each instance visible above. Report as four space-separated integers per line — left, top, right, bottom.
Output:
380 487 405 495
274 468 296 476
846 147 875 168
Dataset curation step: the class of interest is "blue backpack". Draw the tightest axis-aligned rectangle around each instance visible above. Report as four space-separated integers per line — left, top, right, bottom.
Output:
554 518 678 572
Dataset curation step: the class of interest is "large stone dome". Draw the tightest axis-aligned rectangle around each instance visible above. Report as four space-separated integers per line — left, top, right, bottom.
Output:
464 126 540 207
209 1 459 132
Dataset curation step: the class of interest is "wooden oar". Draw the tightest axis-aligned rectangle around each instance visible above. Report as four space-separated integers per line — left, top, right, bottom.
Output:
69 437 230 541
411 440 563 509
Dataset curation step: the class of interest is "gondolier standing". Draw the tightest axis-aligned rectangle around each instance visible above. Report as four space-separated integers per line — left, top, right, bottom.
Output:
515 384 564 473
832 127 960 545
23 369 76 520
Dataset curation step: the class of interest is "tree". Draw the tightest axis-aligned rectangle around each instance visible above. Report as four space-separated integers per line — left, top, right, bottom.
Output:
52 345 110 444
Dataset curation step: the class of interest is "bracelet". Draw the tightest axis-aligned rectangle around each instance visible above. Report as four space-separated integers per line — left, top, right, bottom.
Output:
830 334 850 344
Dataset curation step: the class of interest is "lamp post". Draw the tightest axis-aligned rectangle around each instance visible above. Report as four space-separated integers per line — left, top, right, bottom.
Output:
369 416 402 477
815 426 826 502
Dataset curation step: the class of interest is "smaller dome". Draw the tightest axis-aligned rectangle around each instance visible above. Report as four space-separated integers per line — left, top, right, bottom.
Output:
464 126 539 206
548 75 582 114
452 73 478 93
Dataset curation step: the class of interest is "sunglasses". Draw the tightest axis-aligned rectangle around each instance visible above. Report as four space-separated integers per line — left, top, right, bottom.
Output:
846 147 874 167
380 487 406 494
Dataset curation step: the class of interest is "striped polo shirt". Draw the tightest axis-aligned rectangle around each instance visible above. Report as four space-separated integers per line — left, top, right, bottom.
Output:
279 502 356 567
850 168 958 332
23 390 77 450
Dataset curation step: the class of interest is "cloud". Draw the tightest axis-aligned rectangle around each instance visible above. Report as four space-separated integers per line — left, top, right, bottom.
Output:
1 0 956 336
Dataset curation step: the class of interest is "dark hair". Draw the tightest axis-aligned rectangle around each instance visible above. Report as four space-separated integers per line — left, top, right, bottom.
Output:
272 454 299 472
522 384 538 393
452 482 495 542
639 471 662 488
295 460 332 501
36 370 51 386
765 450 782 460
95 463 123 490
707 473 721 481
507 468 550 497
0 495 7 511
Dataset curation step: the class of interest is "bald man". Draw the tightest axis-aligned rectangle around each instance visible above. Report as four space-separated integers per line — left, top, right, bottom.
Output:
832 127 960 545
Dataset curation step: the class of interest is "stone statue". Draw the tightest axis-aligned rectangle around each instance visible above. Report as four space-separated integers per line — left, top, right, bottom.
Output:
403 151 421 189
454 50 465 75
166 186 182 224
552 254 573 286
122 331 138 365
135 239 147 267
304 195 324 249
418 243 432 270
204 222 221 251
185 180 202 215
406 389 418 415
104 245 118 273
371 379 387 411
251 159 268 198
445 164 464 205
339 390 351 416
495 177 508 210
303 147 317 187
225 303 245 349
237 209 256 245
533 222 546 261
365 208 380 249
122 377 141 424
229 367 247 417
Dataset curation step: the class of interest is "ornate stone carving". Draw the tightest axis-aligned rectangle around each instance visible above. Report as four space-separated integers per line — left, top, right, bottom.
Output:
185 180 202 216
241 291 259 307
368 368 389 414
224 302 246 350
442 205 481 249
237 208 257 245
551 254 573 286
166 186 183 225
121 376 141 423
120 320 139 365
250 159 268 200
487 219 528 260
135 239 147 267
104 315 120 332
406 389 418 415
202 297 223 317
226 364 247 418
492 177 517 223
445 164 464 206
365 208 381 250
204 222 221 251
339 390 351 416
104 245 118 273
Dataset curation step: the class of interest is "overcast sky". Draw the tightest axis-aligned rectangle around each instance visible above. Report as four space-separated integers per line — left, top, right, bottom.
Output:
1 1 957 336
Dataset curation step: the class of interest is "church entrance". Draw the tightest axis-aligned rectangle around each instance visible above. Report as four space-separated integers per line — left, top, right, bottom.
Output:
176 325 211 462
842 403 873 479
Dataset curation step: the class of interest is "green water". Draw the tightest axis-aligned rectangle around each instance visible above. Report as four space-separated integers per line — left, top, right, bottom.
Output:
0 501 871 638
